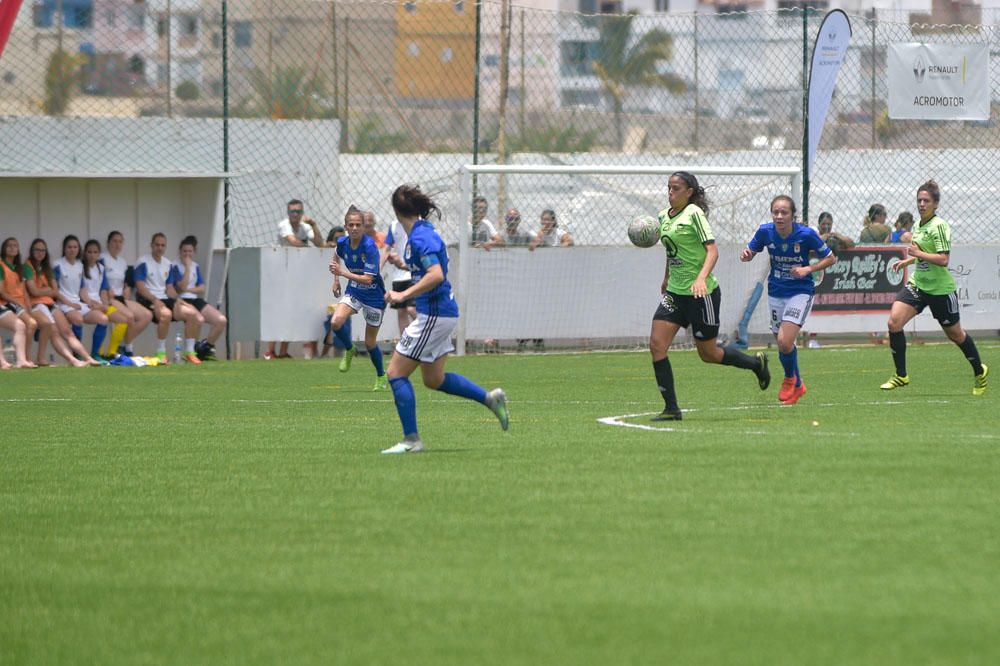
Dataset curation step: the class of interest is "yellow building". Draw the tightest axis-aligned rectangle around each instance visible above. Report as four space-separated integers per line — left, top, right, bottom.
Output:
394 1 476 100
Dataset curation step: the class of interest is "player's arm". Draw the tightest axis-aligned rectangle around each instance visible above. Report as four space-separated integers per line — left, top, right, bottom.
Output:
396 262 444 301
791 252 837 278
661 257 670 294
691 241 718 298
907 243 949 267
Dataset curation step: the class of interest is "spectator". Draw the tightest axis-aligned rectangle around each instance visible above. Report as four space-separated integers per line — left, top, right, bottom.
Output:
324 225 345 248
492 208 534 249
816 211 855 254
23 238 99 367
528 209 574 250
382 212 417 341
101 230 153 357
363 210 387 248
0 237 38 368
891 211 914 244
134 232 181 364
169 236 227 361
859 203 891 243
268 198 322 359
469 196 502 248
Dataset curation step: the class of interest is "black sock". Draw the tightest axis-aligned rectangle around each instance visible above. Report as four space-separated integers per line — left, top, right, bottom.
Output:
653 357 678 411
889 330 907 376
957 333 983 375
720 346 758 371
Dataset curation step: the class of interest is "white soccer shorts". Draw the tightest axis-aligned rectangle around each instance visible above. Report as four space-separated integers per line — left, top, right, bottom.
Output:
31 303 56 323
58 302 91 317
395 313 457 363
769 293 814 334
339 293 385 328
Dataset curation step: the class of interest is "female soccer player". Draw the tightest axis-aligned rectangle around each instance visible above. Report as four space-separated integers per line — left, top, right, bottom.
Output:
381 185 509 454
101 230 153 356
327 206 388 389
649 171 770 421
0 238 38 368
169 235 227 361
881 180 988 395
740 195 837 405
81 239 131 353
22 238 96 367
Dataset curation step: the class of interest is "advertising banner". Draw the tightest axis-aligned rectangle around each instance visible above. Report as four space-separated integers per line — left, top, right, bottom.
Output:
888 43 990 120
813 247 908 313
806 10 852 178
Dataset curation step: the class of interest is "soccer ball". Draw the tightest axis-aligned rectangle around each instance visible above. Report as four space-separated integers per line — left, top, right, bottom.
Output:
628 215 660 248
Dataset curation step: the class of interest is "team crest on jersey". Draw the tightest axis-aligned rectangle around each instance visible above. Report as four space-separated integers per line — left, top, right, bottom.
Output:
793 243 800 253
781 243 788 252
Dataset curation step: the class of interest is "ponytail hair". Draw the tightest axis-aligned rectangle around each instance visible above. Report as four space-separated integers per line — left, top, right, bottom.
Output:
391 184 441 220
82 239 101 280
864 203 887 226
671 171 710 216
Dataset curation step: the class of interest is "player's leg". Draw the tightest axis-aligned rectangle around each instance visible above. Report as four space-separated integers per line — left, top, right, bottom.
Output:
650 319 683 420
2 310 36 368
776 294 810 405
123 300 151 355
53 308 100 365
17 310 39 366
362 306 387 390
384 350 422 454
30 306 55 365
882 292 919 389
938 307 987 395
694 289 770 390
173 301 204 364
331 301 357 372
196 303 227 360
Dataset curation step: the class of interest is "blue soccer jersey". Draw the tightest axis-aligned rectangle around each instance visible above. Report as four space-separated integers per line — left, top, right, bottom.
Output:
404 219 458 317
336 234 386 308
747 222 832 298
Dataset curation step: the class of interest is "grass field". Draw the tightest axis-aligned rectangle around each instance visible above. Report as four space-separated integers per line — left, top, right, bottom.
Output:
2 341 998 665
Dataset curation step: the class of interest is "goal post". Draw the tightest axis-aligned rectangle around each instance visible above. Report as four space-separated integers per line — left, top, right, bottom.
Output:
454 163 802 355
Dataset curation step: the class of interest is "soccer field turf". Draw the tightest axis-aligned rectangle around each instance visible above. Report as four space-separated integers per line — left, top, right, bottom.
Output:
2 342 998 665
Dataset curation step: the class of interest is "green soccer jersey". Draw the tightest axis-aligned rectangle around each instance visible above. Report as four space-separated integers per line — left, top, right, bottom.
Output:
657 203 718 296
909 215 956 295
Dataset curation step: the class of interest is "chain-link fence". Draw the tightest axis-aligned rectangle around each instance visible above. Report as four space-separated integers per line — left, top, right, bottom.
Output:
1 1 998 246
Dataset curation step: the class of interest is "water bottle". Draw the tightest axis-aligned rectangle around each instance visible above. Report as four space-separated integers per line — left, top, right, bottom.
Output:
173 332 183 364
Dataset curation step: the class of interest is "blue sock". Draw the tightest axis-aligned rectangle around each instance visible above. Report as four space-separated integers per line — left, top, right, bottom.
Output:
791 346 801 385
389 377 418 437
779 349 795 379
367 345 384 376
91 324 107 357
332 322 353 350
71 324 83 340
436 372 487 404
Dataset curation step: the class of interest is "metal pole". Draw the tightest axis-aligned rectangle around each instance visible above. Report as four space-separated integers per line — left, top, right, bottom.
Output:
342 16 349 151
56 0 63 52
331 2 338 118
693 13 699 152
222 0 232 359
870 13 877 149
472 0 483 194
166 0 172 117
519 8 525 138
497 0 510 213
801 6 809 225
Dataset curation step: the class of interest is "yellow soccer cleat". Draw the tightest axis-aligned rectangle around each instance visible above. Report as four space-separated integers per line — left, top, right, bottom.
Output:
880 374 909 390
973 364 989 396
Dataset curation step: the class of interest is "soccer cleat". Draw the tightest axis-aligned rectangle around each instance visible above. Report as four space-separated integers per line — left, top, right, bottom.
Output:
778 377 796 402
155 350 169 365
486 388 509 431
183 352 202 365
973 364 988 396
754 352 771 390
339 346 356 373
381 440 424 455
780 381 806 405
880 374 909 390
263 352 275 360
195 339 217 361
373 374 388 391
651 408 682 421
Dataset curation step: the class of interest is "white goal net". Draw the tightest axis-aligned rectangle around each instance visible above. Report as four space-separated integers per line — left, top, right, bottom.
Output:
452 164 802 355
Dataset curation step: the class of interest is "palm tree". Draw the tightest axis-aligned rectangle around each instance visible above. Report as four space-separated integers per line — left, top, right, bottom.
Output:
592 11 685 149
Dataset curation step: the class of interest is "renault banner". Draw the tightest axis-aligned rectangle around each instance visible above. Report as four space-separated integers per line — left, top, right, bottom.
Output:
888 43 989 120
806 10 852 179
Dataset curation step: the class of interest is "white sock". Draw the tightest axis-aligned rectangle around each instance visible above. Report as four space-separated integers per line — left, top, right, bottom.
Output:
157 340 166 353
185 338 195 353
125 343 134 353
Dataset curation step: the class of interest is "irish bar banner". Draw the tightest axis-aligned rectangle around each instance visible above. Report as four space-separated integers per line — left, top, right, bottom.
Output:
813 247 908 313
